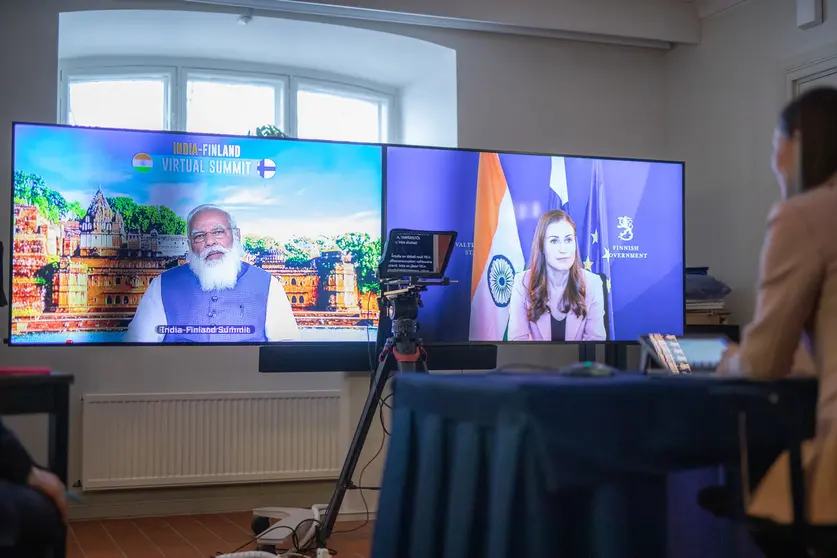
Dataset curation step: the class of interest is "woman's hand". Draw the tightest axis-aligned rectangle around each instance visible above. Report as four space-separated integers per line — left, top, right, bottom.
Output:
27 466 68 523
716 342 740 375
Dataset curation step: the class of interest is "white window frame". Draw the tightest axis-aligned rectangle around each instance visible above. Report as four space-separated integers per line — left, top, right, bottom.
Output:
291 77 394 143
179 67 289 134
58 57 400 143
59 64 175 130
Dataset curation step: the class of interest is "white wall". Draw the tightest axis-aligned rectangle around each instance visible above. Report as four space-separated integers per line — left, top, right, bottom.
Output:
0 0 669 519
400 51 458 147
57 8 460 162
58 9 456 92
666 0 837 322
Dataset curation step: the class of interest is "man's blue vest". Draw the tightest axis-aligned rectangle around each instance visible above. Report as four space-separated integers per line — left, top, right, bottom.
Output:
160 262 269 343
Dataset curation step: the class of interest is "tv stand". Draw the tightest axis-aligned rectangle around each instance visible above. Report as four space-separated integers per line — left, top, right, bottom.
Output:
578 344 596 362
604 344 628 369
577 343 629 369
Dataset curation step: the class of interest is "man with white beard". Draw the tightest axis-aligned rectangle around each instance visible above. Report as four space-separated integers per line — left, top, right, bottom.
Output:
124 204 300 343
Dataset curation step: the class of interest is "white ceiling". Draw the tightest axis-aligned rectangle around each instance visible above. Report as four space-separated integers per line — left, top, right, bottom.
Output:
58 9 455 88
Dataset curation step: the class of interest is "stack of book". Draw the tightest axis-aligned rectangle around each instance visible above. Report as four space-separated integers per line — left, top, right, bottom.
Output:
685 267 731 325
686 299 729 325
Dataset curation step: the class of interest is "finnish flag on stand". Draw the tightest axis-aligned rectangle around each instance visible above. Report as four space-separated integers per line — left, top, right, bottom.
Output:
548 156 570 212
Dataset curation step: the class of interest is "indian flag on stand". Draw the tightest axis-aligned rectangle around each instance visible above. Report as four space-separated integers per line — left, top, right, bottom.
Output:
132 153 153 173
469 152 526 341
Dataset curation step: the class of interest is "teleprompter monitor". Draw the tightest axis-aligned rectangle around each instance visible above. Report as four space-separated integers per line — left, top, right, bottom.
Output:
378 229 456 280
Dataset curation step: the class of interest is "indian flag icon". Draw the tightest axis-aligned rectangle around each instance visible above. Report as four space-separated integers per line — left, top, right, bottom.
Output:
132 153 153 173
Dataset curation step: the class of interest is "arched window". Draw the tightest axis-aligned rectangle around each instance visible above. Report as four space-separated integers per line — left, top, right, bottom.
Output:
299 295 305 304
292 296 298 303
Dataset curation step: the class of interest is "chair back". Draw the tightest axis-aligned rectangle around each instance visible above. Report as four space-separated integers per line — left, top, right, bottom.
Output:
714 385 809 540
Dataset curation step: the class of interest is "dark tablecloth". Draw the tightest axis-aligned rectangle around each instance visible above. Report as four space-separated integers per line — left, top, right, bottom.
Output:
371 372 817 558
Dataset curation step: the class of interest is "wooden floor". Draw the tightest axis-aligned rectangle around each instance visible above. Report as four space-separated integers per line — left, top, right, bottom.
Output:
67 512 372 557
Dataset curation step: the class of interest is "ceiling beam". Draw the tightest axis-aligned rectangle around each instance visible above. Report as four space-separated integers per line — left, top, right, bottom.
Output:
182 0 701 47
695 0 749 19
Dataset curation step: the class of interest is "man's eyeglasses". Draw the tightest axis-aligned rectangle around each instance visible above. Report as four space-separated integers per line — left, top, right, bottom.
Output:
191 227 232 244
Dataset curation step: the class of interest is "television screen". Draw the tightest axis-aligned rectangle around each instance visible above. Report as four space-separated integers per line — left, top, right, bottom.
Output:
9 123 382 345
385 147 684 343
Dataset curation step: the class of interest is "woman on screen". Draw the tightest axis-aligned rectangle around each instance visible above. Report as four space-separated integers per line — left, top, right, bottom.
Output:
716 87 837 557
507 210 606 342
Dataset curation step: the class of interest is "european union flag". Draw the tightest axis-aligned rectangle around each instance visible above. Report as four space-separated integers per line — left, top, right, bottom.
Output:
580 160 615 339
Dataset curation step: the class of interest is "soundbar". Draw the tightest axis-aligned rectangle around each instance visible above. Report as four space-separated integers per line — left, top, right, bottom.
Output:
258 343 498 373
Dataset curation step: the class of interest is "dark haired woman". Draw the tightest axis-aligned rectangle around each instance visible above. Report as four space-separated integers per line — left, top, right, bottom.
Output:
507 209 606 341
717 86 837 555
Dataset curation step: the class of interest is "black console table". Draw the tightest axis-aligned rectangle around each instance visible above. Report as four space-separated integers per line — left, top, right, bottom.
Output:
0 372 74 558
0 372 74 485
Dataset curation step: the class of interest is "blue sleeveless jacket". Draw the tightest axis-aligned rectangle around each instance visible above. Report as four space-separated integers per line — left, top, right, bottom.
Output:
160 262 270 343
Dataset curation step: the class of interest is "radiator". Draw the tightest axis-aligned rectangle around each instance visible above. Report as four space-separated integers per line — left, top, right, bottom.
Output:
81 391 342 490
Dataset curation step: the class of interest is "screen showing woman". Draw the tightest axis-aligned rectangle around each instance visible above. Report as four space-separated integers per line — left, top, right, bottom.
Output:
507 210 606 341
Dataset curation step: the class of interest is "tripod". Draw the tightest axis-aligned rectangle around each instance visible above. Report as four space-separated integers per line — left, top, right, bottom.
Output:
315 285 428 545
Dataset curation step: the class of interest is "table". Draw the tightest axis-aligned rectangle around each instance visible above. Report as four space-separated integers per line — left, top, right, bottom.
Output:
0 372 74 558
371 372 817 558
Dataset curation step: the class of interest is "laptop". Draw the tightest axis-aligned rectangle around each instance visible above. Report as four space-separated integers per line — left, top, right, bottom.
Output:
639 333 729 374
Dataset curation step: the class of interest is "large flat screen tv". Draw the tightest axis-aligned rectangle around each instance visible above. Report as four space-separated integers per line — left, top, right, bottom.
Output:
9 123 382 345
385 147 684 343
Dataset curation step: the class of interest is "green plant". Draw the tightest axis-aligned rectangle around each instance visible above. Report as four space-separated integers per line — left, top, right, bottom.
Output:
249 125 289 138
14 171 72 223
107 197 187 235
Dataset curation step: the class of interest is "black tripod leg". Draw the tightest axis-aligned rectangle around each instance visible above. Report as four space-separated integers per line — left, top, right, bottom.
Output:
319 350 393 543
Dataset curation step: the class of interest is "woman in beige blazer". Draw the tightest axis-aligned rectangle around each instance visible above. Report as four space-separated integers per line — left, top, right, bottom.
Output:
717 86 837 556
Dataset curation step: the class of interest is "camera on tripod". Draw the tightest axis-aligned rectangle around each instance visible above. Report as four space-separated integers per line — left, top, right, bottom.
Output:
308 229 459 546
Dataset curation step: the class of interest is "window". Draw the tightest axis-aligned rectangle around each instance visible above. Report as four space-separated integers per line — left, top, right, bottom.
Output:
296 81 390 143
67 76 168 131
60 61 396 142
186 73 284 136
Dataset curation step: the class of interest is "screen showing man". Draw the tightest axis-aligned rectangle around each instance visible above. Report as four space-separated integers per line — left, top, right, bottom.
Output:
8 124 383 345
124 204 299 343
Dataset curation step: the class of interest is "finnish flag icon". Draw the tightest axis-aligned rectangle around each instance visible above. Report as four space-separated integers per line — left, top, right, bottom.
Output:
257 158 276 179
